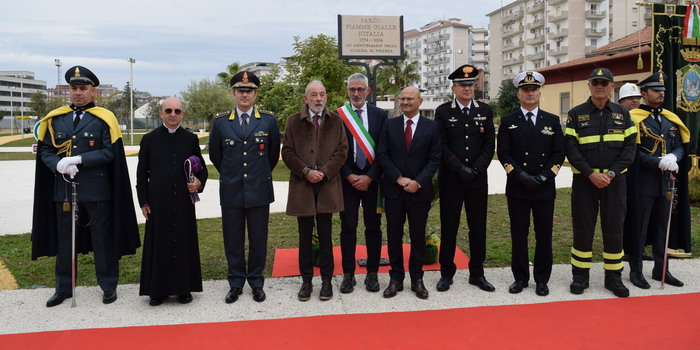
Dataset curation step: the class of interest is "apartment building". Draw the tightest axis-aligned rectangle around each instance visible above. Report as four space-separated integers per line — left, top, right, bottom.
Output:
403 18 489 99
487 0 664 99
0 71 47 119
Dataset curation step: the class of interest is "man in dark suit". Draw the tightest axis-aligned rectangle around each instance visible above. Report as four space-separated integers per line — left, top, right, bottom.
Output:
377 86 441 300
33 65 140 307
337 73 387 293
629 72 690 288
497 71 565 297
435 64 496 292
209 71 281 303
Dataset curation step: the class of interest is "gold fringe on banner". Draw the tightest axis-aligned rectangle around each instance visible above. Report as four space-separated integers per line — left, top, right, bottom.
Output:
689 155 700 180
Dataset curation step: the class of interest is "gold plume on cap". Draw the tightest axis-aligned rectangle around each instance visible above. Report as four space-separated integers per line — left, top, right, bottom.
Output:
242 72 249 84
597 69 603 76
74 67 81 78
462 65 474 76
658 73 665 85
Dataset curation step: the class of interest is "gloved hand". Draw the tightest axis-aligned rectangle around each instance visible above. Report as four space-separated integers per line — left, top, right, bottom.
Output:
658 154 677 171
56 158 69 174
517 172 542 192
66 164 79 179
63 156 82 165
668 161 679 173
458 166 478 182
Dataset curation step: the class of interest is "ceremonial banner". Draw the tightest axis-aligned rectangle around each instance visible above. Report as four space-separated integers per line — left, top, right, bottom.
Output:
651 2 696 253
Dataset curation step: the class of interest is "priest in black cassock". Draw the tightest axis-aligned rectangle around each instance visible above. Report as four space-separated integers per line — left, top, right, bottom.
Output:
137 97 208 306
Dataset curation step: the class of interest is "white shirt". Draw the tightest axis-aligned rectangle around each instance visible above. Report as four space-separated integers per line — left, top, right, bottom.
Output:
456 100 473 112
519 106 539 124
308 109 323 126
403 114 419 138
237 107 253 127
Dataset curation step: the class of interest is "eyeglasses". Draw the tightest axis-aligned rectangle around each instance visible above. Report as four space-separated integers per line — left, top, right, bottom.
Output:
164 108 182 115
348 87 366 93
590 80 610 87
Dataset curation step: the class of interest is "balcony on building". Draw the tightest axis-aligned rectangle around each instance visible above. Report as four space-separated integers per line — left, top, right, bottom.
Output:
550 28 568 39
425 69 447 77
502 10 524 24
585 28 607 37
424 45 449 54
526 35 545 45
503 55 524 66
425 33 451 43
527 1 545 14
526 52 545 61
586 0 604 3
550 46 568 56
503 25 524 38
549 11 568 23
503 40 525 51
585 10 607 19
424 57 450 66
525 19 544 30
549 0 566 5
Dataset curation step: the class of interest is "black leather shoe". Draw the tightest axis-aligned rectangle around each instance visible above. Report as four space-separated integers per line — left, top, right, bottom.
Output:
319 280 333 300
410 279 429 299
340 273 356 294
605 276 630 298
225 287 243 304
383 279 404 298
652 271 684 287
570 277 589 295
298 282 312 301
252 287 266 302
535 283 549 296
508 281 528 294
469 276 496 292
178 293 193 304
641 251 654 261
103 290 117 304
46 292 71 307
630 272 651 289
436 277 453 292
149 296 165 306
364 272 380 292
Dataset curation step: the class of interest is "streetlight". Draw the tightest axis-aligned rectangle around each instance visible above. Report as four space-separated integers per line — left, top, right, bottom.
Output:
128 58 135 145
55 59 62 88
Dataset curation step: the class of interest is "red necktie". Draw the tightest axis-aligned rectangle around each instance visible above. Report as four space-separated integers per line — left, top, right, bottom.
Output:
313 115 320 130
405 119 413 151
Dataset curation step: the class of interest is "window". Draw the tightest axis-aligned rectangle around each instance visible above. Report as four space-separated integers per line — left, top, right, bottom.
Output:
560 92 570 118
632 21 638 28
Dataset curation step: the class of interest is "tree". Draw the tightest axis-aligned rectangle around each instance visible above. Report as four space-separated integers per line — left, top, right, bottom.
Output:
494 79 519 118
28 91 64 117
179 78 232 129
144 99 161 130
375 52 420 116
107 82 138 125
217 62 240 86
256 65 295 130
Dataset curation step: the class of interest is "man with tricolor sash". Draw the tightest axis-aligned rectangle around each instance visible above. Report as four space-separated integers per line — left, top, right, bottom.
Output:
564 68 637 298
337 73 387 294
628 72 690 289
32 65 140 307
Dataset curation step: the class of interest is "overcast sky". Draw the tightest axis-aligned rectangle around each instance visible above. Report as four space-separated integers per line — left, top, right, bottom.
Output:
2 0 502 97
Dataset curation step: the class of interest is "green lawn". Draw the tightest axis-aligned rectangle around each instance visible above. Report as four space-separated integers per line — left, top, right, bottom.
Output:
2 188 698 289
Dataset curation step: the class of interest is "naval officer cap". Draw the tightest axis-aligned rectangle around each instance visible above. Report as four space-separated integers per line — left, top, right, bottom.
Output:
65 65 100 87
513 71 545 88
638 71 667 91
588 67 614 82
230 71 260 91
448 64 479 85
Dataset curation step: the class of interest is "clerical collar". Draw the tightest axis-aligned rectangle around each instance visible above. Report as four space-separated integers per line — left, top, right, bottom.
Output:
163 123 180 134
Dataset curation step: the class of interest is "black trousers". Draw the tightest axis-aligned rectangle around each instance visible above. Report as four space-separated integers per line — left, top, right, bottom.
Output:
339 180 382 274
634 195 672 274
507 197 554 283
571 175 626 273
298 213 333 282
439 185 488 278
222 205 269 288
55 200 118 294
385 197 429 282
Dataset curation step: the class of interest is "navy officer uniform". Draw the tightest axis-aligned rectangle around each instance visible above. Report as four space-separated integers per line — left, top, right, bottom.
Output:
629 72 690 288
33 65 140 307
497 71 565 296
435 64 496 292
209 71 281 303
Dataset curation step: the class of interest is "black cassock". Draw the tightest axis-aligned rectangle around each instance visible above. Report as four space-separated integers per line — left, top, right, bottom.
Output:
136 125 208 297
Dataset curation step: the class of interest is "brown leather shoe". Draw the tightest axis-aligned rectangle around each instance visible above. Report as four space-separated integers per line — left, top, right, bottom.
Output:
410 279 429 299
383 279 404 298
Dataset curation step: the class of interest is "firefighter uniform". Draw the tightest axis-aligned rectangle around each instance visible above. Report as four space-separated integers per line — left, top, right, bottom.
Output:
564 69 637 297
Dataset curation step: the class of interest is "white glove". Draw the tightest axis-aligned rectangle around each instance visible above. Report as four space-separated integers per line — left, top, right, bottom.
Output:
658 154 678 171
66 164 79 179
668 161 679 173
63 155 82 165
56 158 70 174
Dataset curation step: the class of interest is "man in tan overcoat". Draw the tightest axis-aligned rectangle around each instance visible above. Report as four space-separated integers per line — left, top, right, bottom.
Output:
282 80 348 301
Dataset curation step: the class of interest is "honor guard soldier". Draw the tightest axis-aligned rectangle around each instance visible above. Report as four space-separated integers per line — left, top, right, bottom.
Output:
565 68 637 298
209 71 281 303
497 72 565 296
435 64 496 292
628 72 690 288
32 66 140 307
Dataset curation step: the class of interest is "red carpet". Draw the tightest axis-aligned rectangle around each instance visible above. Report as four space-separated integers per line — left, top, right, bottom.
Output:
271 244 470 277
4 293 699 349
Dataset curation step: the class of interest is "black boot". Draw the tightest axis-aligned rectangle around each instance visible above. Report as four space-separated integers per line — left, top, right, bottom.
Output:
570 267 589 295
605 271 630 298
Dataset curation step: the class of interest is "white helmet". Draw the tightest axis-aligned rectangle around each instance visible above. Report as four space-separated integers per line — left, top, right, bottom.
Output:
618 82 642 102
